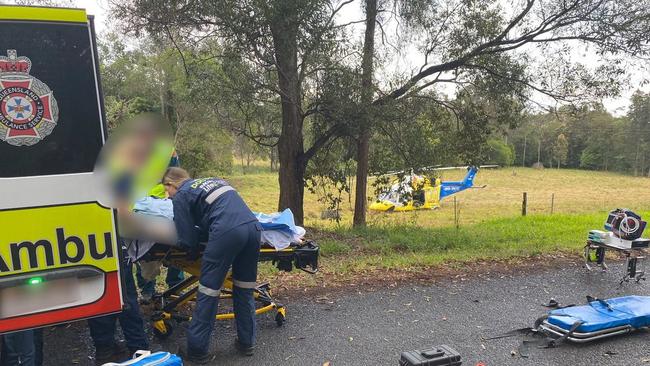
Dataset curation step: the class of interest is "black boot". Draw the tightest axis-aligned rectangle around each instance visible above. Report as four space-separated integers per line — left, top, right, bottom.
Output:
177 344 215 365
94 341 129 365
234 339 254 357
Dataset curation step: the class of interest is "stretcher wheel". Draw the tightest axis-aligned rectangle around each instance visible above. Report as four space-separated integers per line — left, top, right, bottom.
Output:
275 309 286 327
153 320 173 339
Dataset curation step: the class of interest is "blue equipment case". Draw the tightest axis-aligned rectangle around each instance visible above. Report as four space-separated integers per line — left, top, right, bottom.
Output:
540 296 650 342
101 351 182 366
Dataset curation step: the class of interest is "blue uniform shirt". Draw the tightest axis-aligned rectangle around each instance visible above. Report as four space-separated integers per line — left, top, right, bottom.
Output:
172 178 257 249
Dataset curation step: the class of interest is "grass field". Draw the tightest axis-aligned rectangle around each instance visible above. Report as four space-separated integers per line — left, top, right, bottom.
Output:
225 167 650 274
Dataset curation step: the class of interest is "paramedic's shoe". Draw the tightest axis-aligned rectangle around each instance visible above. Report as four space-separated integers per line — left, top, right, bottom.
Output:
234 339 254 356
94 341 129 365
177 344 215 364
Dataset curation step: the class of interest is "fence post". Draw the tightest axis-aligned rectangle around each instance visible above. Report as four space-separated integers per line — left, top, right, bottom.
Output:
522 192 527 216
551 193 555 214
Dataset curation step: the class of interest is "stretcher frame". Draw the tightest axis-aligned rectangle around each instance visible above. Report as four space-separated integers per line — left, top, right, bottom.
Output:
142 241 319 339
539 320 633 343
583 240 647 284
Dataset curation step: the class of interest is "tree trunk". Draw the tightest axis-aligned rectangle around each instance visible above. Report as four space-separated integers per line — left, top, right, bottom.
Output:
354 129 371 227
270 17 306 225
241 154 245 174
353 0 377 228
159 69 175 129
269 148 277 172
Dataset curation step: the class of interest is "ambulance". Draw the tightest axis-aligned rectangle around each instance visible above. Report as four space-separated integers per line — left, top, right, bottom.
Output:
0 6 123 333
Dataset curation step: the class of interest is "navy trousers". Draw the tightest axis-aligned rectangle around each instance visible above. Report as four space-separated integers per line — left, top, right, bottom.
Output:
187 221 261 356
0 329 42 366
88 256 149 352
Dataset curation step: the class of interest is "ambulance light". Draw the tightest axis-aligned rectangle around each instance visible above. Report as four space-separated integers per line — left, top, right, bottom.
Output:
27 277 44 285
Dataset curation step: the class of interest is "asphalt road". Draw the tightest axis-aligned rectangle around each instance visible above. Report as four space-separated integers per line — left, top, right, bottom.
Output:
43 260 650 365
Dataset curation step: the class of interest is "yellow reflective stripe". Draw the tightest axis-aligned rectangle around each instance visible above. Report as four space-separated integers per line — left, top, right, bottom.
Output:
0 6 87 23
232 279 257 289
260 248 292 253
198 283 220 297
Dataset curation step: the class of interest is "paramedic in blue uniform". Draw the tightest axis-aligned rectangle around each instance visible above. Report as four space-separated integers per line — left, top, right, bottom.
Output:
162 167 261 364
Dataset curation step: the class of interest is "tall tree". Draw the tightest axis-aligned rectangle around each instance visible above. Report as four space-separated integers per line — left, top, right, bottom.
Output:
353 0 378 227
351 0 650 225
110 0 354 225
629 91 650 175
111 0 650 226
552 134 569 168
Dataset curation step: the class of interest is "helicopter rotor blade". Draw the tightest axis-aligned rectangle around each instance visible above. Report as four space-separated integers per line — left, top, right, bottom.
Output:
372 164 499 176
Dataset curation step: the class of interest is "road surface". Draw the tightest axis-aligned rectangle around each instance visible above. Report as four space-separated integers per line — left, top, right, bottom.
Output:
43 260 650 365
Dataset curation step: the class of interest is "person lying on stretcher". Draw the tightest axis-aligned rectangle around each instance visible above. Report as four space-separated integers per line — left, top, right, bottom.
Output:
161 167 262 364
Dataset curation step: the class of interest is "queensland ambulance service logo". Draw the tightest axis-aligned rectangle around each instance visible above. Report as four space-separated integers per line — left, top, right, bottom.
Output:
0 50 59 146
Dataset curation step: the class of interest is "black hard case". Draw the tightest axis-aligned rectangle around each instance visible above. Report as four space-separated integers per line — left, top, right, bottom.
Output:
399 345 462 366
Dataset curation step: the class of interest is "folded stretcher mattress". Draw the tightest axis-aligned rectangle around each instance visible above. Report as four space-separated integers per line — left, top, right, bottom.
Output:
547 296 650 333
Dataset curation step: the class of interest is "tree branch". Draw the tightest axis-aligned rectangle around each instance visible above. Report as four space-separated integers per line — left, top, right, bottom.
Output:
303 123 347 162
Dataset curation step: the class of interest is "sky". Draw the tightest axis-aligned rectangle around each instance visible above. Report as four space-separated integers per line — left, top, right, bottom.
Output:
42 0 650 116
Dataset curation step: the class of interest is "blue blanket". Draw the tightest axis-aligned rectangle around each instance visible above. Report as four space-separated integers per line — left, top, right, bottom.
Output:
133 196 174 219
548 296 650 333
133 198 300 235
254 208 299 233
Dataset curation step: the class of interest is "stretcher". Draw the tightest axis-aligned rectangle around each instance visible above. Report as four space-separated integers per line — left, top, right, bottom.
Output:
584 239 648 284
140 240 319 338
539 296 650 343
584 209 650 284
121 209 319 339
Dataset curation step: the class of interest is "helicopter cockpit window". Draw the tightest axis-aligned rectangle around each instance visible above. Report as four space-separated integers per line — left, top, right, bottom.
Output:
379 191 401 204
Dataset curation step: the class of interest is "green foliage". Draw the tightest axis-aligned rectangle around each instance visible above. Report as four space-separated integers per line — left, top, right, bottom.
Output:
369 97 454 173
509 103 636 173
485 139 514 166
177 123 232 177
98 33 233 175
127 97 158 115
629 91 650 175
305 137 355 224
579 144 601 170
108 0 650 228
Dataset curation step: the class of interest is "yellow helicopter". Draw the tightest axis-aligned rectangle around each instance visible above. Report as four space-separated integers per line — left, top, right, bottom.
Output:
369 166 495 212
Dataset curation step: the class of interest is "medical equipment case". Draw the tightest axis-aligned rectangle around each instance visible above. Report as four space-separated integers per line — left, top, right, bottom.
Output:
101 351 182 366
605 208 646 240
399 345 462 366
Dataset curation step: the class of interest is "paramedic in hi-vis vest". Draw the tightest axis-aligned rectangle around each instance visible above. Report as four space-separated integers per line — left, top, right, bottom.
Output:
162 167 261 364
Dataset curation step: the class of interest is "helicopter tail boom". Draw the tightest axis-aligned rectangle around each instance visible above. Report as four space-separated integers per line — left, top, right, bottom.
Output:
439 166 478 199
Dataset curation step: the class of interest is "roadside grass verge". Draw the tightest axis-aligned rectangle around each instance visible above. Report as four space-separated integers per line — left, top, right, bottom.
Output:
229 167 650 279
299 210 650 274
